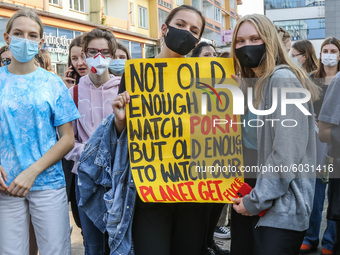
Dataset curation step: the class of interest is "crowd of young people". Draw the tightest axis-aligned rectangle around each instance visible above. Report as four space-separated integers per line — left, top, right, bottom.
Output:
0 5 340 255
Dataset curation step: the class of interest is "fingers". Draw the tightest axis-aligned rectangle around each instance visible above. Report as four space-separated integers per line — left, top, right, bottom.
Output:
231 74 239 83
112 91 130 110
0 166 8 194
232 197 241 203
6 182 29 198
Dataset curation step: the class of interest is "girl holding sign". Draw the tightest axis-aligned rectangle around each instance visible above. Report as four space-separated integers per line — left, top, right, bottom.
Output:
112 5 218 255
0 10 79 254
231 14 319 255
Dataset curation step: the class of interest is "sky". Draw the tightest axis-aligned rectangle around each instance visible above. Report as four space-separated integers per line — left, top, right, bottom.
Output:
237 0 265 16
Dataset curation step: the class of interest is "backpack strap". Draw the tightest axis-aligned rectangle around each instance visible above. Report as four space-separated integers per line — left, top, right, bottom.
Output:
73 84 79 108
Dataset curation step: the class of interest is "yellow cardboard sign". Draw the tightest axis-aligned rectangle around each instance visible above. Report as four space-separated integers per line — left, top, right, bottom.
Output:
125 57 244 203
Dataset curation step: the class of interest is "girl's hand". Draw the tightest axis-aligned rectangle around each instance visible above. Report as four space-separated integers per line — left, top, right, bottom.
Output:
232 197 254 216
231 74 239 84
6 168 38 197
112 91 130 121
0 165 8 195
63 65 76 88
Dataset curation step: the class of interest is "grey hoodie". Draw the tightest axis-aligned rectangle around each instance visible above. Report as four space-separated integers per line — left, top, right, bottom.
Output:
242 65 316 231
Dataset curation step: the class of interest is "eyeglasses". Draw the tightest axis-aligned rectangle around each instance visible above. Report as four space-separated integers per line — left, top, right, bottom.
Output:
1 58 11 66
86 48 111 58
291 53 303 58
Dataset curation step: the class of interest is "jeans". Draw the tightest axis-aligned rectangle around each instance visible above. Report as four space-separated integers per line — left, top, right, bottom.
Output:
302 178 336 250
75 175 106 255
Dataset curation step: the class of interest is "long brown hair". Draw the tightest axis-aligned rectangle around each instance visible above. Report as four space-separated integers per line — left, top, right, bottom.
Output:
35 49 54 72
231 14 319 107
67 35 84 84
292 40 318 74
313 37 340 79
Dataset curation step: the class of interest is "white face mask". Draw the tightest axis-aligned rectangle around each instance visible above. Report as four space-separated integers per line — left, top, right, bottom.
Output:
86 53 112 76
321 53 339 67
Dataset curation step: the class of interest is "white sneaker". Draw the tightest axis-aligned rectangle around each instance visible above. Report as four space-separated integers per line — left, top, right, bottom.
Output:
214 226 231 239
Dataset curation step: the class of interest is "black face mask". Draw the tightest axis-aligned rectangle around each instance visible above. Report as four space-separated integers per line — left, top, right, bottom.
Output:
235 44 266 68
164 25 199 55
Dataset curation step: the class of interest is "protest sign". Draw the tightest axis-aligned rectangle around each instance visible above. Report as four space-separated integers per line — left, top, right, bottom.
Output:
125 57 244 203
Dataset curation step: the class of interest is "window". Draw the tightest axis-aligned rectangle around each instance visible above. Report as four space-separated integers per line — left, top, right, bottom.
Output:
215 7 221 23
103 0 108 15
274 18 325 40
176 0 183 5
158 0 171 9
158 9 169 30
70 0 85 12
230 17 236 29
49 0 60 5
264 0 324 9
138 6 148 29
222 14 226 29
230 0 235 9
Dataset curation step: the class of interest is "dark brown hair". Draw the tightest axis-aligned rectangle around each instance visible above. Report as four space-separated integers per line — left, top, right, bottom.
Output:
219 51 230 58
314 37 340 79
82 28 117 57
0 45 9 58
164 5 205 39
191 42 215 57
67 35 84 84
292 40 318 74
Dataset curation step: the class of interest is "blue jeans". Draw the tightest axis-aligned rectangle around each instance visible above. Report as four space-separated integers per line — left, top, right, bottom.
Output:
75 175 106 255
302 178 336 250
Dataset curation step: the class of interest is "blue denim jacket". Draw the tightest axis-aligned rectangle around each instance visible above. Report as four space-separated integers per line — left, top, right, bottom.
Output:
77 113 136 255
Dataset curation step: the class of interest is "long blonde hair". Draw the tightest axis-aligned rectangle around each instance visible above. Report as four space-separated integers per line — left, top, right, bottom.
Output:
231 14 319 107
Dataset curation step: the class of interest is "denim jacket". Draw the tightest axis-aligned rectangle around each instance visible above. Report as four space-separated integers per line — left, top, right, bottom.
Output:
77 113 136 255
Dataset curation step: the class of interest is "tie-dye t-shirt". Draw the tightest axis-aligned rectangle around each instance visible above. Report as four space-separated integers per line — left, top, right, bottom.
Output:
0 66 80 191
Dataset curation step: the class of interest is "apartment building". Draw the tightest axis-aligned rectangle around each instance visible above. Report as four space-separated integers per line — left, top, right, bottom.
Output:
0 0 240 76
264 0 325 55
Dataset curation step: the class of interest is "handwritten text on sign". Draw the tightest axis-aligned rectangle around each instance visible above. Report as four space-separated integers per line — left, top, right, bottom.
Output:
125 58 244 203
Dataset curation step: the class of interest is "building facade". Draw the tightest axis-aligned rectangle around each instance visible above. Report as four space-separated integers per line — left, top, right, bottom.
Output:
264 0 325 55
325 0 340 39
0 0 240 77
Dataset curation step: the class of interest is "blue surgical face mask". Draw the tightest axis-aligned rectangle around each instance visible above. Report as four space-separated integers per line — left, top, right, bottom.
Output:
8 35 40 63
109 59 126 75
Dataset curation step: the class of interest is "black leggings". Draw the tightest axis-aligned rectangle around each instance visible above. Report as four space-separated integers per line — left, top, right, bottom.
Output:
253 227 306 255
132 197 210 255
334 221 340 255
230 147 258 255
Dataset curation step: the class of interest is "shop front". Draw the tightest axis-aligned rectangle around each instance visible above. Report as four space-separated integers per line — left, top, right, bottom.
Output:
0 4 157 78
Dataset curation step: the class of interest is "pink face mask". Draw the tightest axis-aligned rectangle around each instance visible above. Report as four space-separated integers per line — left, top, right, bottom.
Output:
85 52 112 76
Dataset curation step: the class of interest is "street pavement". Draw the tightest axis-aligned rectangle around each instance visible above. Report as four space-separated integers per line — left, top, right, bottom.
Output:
70 203 329 255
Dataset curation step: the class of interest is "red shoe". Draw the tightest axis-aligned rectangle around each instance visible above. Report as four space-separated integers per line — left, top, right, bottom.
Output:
322 248 333 255
299 244 317 254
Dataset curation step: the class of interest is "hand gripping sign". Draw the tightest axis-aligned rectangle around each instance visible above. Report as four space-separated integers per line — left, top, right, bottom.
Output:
125 57 244 203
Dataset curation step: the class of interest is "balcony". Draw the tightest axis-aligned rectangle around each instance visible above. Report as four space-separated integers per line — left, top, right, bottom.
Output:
2 0 44 10
104 15 128 30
